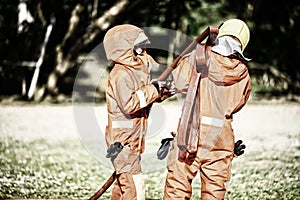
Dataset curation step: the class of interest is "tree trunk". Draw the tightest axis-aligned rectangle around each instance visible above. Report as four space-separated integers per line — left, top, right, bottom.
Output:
45 0 129 99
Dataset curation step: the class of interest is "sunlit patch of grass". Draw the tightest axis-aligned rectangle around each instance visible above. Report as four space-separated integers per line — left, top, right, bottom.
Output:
225 149 299 200
0 137 113 199
0 137 299 200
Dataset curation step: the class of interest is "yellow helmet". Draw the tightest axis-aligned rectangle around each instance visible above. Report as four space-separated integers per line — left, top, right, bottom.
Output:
218 19 250 52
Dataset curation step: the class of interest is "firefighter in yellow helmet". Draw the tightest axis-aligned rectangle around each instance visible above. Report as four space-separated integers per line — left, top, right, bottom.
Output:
163 19 251 200
103 24 174 200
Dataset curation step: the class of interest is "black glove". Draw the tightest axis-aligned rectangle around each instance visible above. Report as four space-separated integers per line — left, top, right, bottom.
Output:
157 138 174 160
152 80 176 101
106 142 123 160
234 140 246 156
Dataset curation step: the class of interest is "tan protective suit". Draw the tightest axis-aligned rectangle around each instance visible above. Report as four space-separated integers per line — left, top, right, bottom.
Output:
103 24 160 200
164 44 251 200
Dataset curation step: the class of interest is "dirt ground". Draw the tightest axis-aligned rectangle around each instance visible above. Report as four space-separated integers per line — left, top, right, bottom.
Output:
1 101 299 158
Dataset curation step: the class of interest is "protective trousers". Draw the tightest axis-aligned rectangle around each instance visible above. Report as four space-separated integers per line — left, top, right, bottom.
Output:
110 172 145 200
163 124 234 200
164 153 233 199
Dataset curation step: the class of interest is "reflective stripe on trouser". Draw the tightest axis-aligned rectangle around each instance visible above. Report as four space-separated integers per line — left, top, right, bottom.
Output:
163 152 232 200
110 172 145 200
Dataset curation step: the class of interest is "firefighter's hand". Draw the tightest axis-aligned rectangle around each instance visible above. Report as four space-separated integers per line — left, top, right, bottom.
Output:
157 138 174 160
106 142 123 160
152 80 176 101
234 140 246 156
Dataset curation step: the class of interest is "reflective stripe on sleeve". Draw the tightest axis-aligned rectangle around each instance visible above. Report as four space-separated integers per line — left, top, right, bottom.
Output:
201 116 224 127
136 90 147 108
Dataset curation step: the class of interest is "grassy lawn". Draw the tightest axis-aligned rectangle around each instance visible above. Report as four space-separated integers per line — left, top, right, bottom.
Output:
0 137 299 200
0 137 113 199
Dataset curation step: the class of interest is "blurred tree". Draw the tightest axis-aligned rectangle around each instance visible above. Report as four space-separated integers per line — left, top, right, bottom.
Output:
0 0 299 101
224 0 300 96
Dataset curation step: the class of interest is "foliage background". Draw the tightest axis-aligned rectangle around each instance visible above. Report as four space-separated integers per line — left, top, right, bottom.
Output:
0 0 299 102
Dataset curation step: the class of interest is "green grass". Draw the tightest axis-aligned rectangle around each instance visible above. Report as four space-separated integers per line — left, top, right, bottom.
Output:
225 150 300 200
0 137 113 199
0 137 299 200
